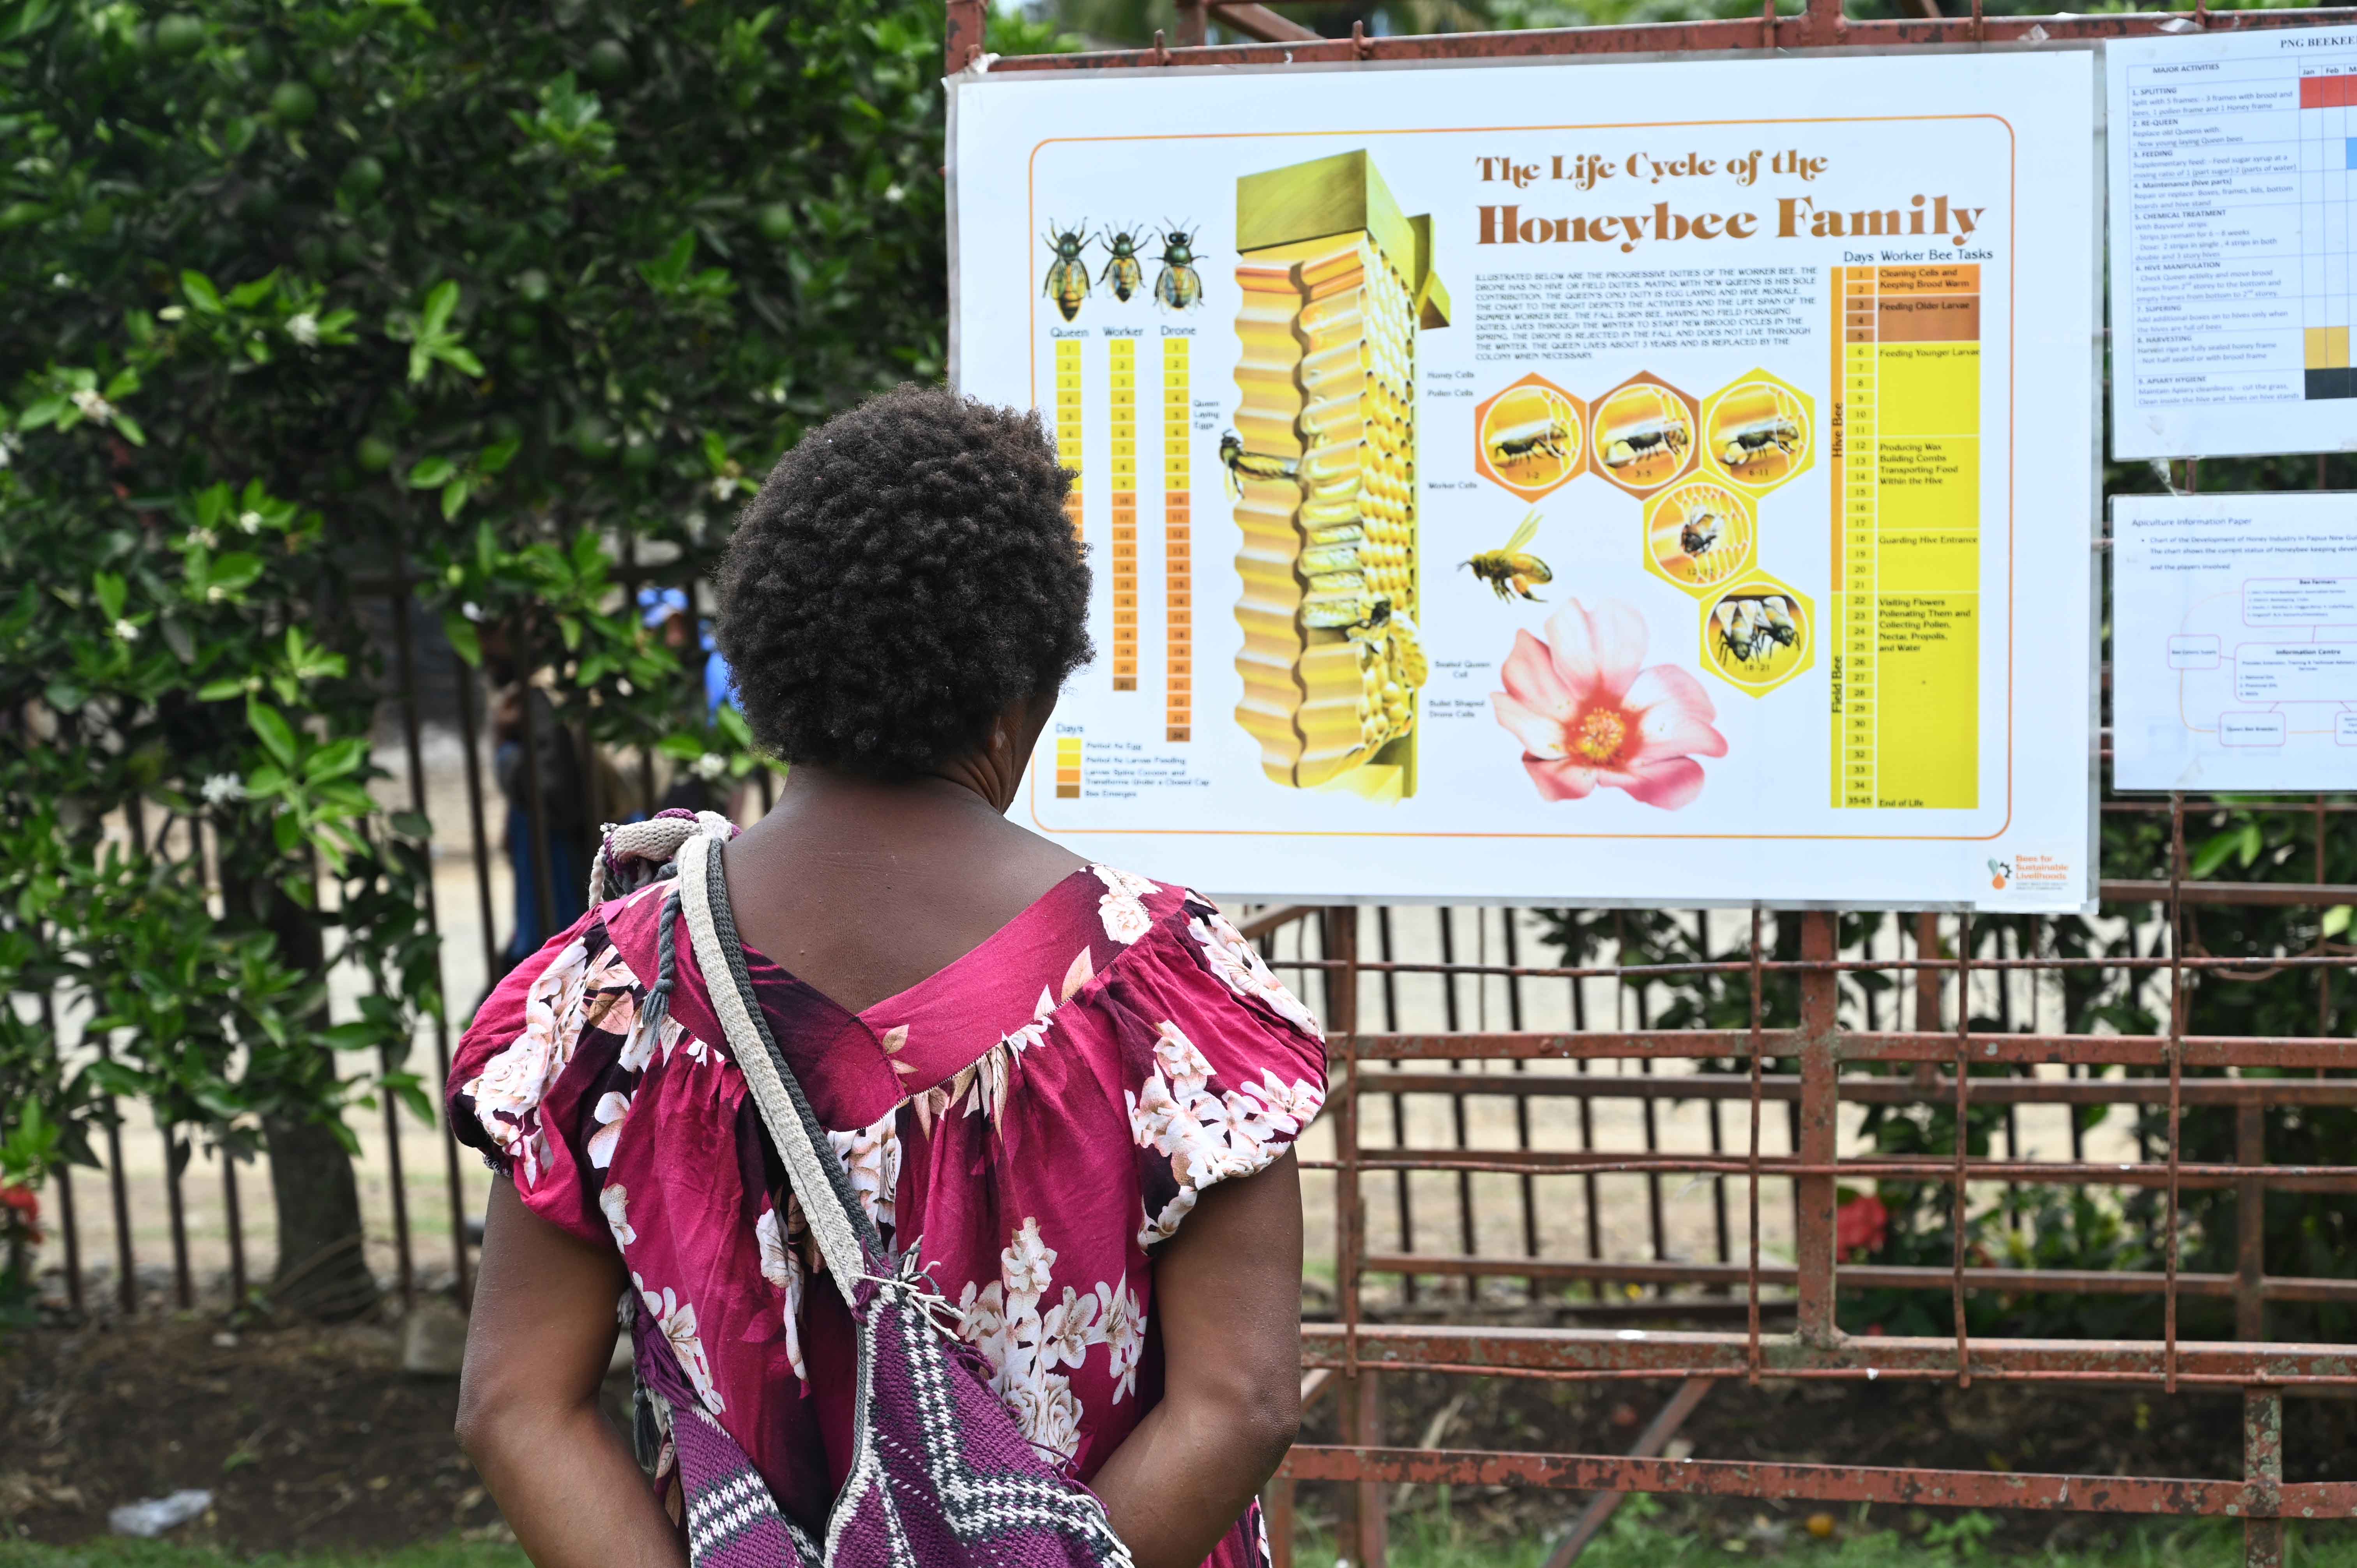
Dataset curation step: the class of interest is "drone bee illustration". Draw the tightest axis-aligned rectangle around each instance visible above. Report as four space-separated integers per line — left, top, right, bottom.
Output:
1097 224 1146 303
1042 221 1092 321
1154 222 1203 312
1462 510 1551 602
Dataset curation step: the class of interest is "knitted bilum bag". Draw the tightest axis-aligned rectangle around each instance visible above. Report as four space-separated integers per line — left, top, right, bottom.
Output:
604 815 1135 1568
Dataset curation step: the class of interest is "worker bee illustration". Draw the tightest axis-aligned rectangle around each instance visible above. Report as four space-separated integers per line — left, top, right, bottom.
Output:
1601 417 1689 470
1154 223 1203 312
1097 224 1146 303
1461 509 1551 602
1488 418 1574 469
1218 430 1299 499
1719 415 1804 469
1712 593 1802 666
1679 504 1722 559
1042 222 1093 322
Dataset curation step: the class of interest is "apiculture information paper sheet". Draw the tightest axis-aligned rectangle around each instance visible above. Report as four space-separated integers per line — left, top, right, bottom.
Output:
2110 27 2357 459
950 51 2100 909
2113 493 2357 791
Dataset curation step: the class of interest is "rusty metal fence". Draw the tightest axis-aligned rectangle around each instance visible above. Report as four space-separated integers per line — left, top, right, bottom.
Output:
956 3 2357 1565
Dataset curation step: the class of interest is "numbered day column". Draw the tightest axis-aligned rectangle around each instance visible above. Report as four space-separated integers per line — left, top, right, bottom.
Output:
1055 338 1084 540
1162 336 1193 742
1109 338 1138 691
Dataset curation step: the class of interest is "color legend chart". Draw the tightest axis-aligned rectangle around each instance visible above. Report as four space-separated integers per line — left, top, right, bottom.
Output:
1110 338 1139 691
1055 338 1083 537
1054 734 1083 798
2301 69 2357 399
1163 336 1193 742
1829 264 1982 811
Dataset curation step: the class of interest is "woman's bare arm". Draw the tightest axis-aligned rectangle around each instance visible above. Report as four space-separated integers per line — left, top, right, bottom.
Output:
456 1181 686 1568
1088 1151 1306 1568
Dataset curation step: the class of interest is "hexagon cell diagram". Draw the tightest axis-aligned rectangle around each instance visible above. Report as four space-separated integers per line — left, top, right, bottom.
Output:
1700 573 1815 697
1701 372 1815 493
1475 374 1585 500
1643 480 1757 597
1591 375 1699 496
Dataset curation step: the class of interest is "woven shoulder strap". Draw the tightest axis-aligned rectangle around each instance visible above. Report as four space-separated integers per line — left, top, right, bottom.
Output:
673 828 883 1300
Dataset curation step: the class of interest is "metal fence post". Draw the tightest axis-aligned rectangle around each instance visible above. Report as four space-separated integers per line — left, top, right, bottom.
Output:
1795 910 1841 1343
1323 904 1384 1568
2244 1388 2284 1568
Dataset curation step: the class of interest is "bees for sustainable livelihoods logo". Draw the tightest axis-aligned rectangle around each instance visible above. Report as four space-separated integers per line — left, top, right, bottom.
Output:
1987 858 2011 890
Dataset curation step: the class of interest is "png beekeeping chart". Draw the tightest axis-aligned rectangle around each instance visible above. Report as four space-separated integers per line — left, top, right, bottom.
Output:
2109 26 2357 459
2112 493 2357 791
949 49 2100 909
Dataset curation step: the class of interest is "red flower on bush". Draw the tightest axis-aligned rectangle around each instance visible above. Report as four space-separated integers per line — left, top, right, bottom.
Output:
1835 1191 1887 1258
0 1181 41 1246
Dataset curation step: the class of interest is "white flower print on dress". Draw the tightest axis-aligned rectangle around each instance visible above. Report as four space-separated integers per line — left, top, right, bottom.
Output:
460 937 592 1184
1095 1278 1146 1402
826 1112 900 1233
599 1184 637 1249
1037 1286 1101 1372
1091 865 1155 946
1012 1374 1084 1466
955 1280 1011 1384
754 1204 809 1383
1188 907 1325 1040
635 1273 723 1415
1000 1216 1055 1304
1128 1019 1327 1245
587 1090 632 1169
581 945 640 1038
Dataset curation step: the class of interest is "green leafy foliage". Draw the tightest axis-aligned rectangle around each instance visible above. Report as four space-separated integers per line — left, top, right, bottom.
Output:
0 0 947 1237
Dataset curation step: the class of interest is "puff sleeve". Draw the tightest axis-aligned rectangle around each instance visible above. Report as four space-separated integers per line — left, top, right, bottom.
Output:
1103 890 1329 1248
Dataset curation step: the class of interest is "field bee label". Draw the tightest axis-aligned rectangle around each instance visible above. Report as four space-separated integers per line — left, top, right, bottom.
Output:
952 50 2099 909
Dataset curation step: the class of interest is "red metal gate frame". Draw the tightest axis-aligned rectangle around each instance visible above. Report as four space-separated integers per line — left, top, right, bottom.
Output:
946 10 2357 1564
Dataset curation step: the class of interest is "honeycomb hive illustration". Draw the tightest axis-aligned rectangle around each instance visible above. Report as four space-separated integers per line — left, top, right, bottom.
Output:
1230 151 1449 797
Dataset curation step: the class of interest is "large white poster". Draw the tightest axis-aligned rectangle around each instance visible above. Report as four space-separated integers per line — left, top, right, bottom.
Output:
2113 492 2357 791
2109 28 2357 459
950 51 2100 909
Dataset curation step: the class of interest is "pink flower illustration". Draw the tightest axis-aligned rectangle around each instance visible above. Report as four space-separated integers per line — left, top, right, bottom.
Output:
1490 599 1728 810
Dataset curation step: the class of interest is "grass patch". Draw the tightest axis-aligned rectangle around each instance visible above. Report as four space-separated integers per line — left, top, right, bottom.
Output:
1291 1494 2357 1568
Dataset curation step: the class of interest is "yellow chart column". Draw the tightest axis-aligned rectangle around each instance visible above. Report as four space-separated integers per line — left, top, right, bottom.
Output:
1109 339 1138 692
1055 339 1084 541
1829 265 1981 810
1163 336 1193 742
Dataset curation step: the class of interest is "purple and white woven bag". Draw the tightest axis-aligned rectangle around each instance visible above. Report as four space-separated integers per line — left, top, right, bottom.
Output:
616 821 1135 1568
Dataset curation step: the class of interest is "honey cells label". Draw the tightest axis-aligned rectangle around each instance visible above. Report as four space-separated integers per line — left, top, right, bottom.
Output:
950 50 2099 909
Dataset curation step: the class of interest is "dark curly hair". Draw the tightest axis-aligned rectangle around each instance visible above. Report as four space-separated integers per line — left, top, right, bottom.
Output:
715 384 1092 776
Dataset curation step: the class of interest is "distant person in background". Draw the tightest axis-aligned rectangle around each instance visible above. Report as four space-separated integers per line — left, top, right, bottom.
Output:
638 585 745 816
481 622 592 973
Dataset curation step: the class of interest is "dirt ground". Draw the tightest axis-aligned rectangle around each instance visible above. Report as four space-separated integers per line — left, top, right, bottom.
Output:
8 1303 2353 1557
0 1310 627 1552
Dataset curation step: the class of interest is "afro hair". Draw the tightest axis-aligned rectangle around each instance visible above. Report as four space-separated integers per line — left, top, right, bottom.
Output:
714 384 1093 776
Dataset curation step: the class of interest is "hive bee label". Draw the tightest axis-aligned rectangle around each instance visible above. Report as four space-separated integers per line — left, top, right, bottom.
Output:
952 49 2099 910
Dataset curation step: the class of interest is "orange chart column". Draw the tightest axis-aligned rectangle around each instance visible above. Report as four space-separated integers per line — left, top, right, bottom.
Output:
1056 338 1084 540
1163 335 1193 742
1110 338 1138 692
1831 266 1880 809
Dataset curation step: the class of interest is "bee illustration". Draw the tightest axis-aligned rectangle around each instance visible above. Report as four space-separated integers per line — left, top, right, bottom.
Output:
1714 600 1759 664
1488 417 1573 469
1097 224 1146 303
1752 594 1799 652
1154 223 1203 312
1042 222 1092 322
1350 596 1429 690
1462 509 1551 602
1679 504 1722 559
1719 415 1803 469
1602 417 1690 470
1218 430 1299 499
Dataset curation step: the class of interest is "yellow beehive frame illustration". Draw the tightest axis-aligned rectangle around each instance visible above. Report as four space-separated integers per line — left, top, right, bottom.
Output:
1230 151 1449 799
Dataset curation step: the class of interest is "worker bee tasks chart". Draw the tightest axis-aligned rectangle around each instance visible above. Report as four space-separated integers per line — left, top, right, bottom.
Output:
2109 27 2357 459
950 51 2099 909
2113 493 2357 791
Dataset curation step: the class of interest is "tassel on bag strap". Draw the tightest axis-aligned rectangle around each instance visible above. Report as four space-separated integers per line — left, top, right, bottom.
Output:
671 828 882 1299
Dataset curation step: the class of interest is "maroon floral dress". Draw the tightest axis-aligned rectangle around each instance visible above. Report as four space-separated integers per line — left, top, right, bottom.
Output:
446 863 1327 1568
